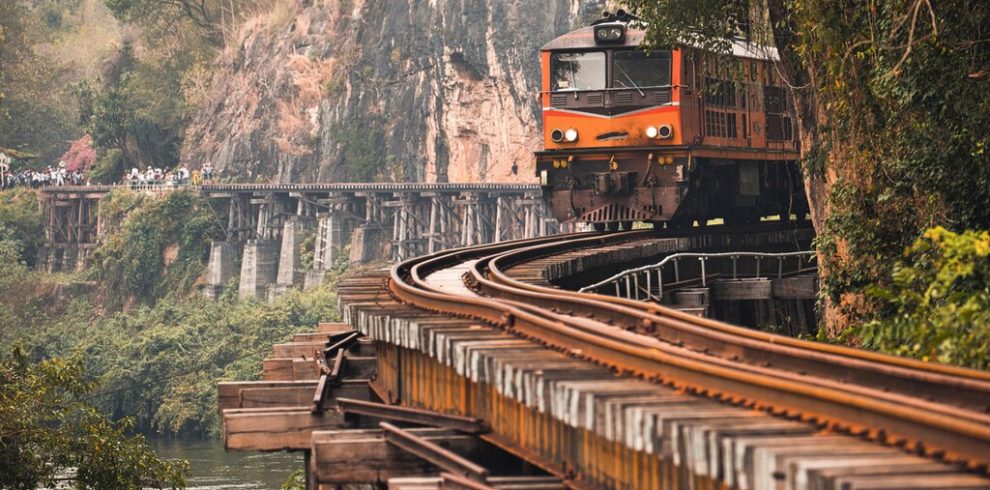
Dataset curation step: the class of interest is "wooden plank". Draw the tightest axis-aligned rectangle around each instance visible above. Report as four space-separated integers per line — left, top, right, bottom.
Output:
218 381 318 411
293 332 338 343
263 358 295 381
311 428 477 484
318 322 353 333
223 408 348 451
241 386 316 408
771 274 818 299
272 341 328 359
293 358 320 380
220 380 370 411
264 357 320 381
712 278 772 301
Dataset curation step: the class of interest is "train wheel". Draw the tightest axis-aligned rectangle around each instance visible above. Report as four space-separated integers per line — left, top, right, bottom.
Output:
592 222 606 232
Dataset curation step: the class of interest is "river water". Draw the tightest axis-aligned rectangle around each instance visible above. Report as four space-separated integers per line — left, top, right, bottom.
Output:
149 436 301 489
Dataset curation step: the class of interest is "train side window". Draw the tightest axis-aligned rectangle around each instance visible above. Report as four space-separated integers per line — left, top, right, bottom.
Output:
551 52 606 91
704 78 736 107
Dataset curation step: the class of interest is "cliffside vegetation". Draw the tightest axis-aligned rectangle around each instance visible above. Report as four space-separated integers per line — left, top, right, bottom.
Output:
0 0 276 179
0 188 344 435
630 0 990 366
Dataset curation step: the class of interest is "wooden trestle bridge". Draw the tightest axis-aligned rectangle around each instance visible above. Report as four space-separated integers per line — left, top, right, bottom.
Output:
217 224 990 490
37 183 565 300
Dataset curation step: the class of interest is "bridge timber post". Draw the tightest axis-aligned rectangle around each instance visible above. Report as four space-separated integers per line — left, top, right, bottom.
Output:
37 188 107 272
36 184 561 299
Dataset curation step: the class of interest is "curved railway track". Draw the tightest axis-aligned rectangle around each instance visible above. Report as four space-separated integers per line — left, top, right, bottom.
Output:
388 228 990 471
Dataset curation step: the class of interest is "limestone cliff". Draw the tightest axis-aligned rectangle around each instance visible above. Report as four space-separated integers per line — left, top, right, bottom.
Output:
181 0 605 183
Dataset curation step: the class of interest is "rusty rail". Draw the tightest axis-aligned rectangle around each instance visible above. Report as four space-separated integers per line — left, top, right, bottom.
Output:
388 228 990 470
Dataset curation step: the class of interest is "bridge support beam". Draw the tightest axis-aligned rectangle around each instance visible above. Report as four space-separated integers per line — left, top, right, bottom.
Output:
239 239 280 300
203 241 239 299
35 184 560 294
273 216 315 297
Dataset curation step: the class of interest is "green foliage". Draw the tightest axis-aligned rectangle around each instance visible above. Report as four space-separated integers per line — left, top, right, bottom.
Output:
334 114 389 182
0 348 188 489
0 188 43 266
90 148 126 184
12 275 341 434
89 190 218 308
0 2 80 164
624 0 752 54
849 228 990 369
280 469 306 490
630 0 990 346
798 0 990 331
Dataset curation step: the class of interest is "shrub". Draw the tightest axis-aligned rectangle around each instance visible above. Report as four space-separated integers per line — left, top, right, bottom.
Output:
850 227 990 369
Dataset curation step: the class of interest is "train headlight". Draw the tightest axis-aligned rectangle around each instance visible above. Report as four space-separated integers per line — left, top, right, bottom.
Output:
564 128 579 142
657 124 673 139
645 126 659 139
550 129 565 143
594 25 626 44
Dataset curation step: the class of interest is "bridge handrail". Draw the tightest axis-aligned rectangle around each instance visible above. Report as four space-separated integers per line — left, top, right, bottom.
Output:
578 250 817 300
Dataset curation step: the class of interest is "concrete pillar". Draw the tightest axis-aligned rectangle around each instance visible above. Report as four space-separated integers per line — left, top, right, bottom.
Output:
238 240 280 300
303 270 327 290
314 211 353 270
62 247 78 273
350 226 386 264
203 241 238 299
273 216 314 297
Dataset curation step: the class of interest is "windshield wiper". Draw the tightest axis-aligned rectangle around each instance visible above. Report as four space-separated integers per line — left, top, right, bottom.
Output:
615 63 645 97
569 65 580 99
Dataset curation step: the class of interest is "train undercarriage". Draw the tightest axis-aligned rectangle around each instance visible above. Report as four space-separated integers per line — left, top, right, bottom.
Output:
536 148 809 229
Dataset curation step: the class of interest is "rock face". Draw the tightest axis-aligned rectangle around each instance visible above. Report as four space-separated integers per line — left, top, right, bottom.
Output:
182 0 605 183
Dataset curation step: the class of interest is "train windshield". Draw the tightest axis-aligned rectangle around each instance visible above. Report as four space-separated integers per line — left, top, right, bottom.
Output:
551 52 606 91
613 50 671 89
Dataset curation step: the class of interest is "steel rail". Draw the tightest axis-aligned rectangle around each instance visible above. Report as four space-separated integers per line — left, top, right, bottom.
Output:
388 232 990 470
483 235 990 400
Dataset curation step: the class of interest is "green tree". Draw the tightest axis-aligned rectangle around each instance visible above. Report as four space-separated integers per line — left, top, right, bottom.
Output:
627 0 990 335
851 228 990 369
0 188 44 266
0 2 80 164
0 348 188 489
104 0 275 46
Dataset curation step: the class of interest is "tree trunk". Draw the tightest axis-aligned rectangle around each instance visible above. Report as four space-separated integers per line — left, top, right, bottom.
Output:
766 0 844 335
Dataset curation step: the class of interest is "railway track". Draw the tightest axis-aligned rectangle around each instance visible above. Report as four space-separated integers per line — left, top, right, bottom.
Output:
365 227 990 485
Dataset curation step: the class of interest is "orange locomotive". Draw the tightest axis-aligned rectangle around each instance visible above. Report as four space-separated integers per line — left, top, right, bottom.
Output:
536 13 809 230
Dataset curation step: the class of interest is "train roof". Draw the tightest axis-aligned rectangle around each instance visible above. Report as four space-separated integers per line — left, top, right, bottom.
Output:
541 23 780 61
541 25 646 51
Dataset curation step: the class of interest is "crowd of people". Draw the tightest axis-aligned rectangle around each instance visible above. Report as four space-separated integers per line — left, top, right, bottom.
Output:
126 162 215 187
1 163 88 189
0 159 217 190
